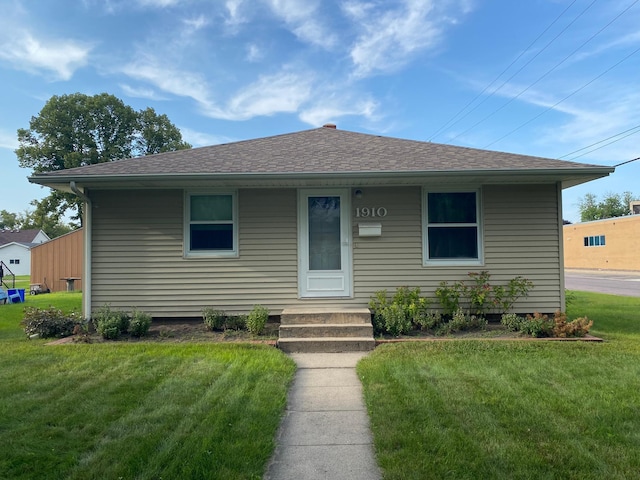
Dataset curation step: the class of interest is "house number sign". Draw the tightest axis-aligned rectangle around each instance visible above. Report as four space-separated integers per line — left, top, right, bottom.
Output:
355 207 387 218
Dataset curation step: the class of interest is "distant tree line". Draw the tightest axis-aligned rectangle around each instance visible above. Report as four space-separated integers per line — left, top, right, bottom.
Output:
577 191 638 222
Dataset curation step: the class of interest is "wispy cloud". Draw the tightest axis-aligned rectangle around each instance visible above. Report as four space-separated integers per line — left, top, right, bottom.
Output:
263 0 337 48
246 43 264 62
119 83 168 101
121 56 214 108
183 14 209 32
299 95 379 126
344 0 470 77
121 53 316 121
0 129 19 150
225 0 246 26
206 70 315 120
180 128 235 147
136 0 181 7
0 29 91 81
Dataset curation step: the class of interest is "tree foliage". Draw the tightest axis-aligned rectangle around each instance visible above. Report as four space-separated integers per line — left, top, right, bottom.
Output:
16 93 191 223
1 208 73 239
578 191 637 222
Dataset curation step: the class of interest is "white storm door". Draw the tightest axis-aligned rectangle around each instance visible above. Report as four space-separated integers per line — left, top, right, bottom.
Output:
299 189 352 298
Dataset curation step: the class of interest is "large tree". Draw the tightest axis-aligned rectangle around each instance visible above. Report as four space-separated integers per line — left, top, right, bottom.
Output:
16 93 191 224
578 191 637 222
0 208 72 239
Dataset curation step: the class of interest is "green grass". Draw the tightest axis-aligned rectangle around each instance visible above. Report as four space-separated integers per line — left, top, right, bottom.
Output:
358 291 640 479
0 292 296 479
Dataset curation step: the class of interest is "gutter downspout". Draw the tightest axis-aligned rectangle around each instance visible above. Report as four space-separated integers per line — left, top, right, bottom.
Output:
70 181 92 319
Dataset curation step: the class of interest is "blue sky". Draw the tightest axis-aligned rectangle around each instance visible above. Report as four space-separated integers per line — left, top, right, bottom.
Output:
1 0 638 223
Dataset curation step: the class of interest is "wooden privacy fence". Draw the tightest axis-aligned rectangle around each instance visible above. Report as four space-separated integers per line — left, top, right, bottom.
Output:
30 228 83 293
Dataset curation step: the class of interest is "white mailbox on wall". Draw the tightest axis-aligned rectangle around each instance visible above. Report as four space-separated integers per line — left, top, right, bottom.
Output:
358 222 382 237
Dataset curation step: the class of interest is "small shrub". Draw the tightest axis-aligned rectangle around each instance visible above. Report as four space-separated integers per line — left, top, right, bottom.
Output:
415 311 444 331
552 310 592 338
95 315 123 340
436 309 487 335
522 312 554 338
369 287 430 336
381 303 412 337
368 290 389 335
465 271 493 316
224 315 246 331
500 313 525 332
435 280 463 316
129 310 152 337
202 308 226 331
492 276 534 314
246 305 269 335
21 307 81 338
93 304 130 340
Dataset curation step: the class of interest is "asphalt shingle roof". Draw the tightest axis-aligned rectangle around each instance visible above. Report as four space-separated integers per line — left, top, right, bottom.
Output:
0 229 42 246
32 127 606 178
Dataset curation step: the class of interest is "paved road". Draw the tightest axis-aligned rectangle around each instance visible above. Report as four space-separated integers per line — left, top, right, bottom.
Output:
565 269 640 297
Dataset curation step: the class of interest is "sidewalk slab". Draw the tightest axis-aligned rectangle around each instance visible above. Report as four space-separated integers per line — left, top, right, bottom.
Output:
265 352 382 480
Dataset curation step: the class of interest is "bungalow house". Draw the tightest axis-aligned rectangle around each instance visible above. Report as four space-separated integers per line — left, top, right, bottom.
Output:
29 126 613 333
0 229 50 277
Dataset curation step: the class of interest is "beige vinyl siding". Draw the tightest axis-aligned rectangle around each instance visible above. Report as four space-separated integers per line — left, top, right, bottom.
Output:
483 184 562 313
351 185 562 314
90 183 563 318
91 188 298 317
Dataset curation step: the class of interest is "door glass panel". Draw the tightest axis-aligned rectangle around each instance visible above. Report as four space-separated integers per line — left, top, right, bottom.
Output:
308 196 341 270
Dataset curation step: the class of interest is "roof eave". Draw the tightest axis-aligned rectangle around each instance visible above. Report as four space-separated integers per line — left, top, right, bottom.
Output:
29 166 614 192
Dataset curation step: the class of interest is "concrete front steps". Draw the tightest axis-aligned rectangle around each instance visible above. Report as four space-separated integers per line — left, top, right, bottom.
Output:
277 306 375 353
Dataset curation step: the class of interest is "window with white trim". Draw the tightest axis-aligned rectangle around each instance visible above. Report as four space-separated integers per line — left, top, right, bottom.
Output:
185 191 238 257
424 190 482 264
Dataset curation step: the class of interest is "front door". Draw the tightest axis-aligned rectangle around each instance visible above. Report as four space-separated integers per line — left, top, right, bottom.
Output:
298 189 352 297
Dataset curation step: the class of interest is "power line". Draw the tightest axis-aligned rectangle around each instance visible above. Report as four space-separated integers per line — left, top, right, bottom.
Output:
565 127 640 161
427 0 581 141
483 44 640 149
559 124 640 159
614 156 640 167
446 0 639 144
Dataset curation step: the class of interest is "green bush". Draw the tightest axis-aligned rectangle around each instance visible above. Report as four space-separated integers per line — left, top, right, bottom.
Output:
436 309 487 335
381 303 412 336
93 305 130 340
368 290 389 335
246 305 269 335
369 287 431 336
224 315 247 331
202 308 226 331
129 310 152 337
500 313 525 331
414 311 444 331
21 306 82 338
521 313 554 338
434 280 463 316
436 272 534 316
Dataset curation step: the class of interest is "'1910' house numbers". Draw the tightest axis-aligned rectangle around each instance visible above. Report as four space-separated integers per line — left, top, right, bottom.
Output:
355 207 387 218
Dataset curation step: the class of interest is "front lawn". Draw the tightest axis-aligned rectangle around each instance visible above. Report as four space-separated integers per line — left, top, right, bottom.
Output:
0 293 296 480
358 291 640 479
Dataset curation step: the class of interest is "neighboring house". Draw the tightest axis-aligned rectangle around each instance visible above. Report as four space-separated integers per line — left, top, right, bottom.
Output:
0 229 50 276
30 228 84 292
564 215 640 271
29 126 613 319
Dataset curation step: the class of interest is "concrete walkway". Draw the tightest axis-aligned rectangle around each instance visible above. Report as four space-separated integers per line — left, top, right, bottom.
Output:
265 352 382 480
